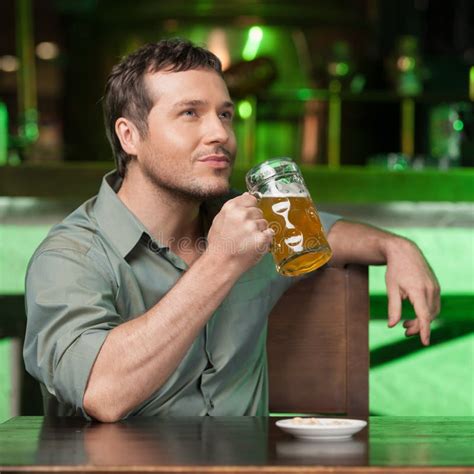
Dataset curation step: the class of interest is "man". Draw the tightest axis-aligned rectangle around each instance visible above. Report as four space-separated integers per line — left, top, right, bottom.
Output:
24 39 440 422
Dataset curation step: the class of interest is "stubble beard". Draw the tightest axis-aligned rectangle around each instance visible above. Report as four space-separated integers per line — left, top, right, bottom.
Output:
141 152 233 203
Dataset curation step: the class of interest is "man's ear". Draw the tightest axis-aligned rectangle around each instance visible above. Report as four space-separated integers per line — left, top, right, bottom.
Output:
115 117 141 156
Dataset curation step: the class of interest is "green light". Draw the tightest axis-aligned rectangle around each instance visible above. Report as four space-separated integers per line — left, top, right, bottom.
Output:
335 62 349 76
242 26 263 61
470 66 474 101
397 56 416 72
25 122 39 141
453 119 464 132
0 101 8 166
23 108 39 142
249 26 263 42
393 163 404 171
296 88 313 100
350 74 366 93
238 100 253 119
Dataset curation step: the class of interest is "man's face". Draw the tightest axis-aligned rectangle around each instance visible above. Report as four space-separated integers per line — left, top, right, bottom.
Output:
132 68 237 201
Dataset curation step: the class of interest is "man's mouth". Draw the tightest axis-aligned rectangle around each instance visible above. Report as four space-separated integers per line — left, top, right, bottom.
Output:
197 154 232 168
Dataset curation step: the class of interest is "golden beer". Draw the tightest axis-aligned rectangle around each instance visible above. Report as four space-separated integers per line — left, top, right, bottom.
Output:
259 195 332 277
246 158 332 277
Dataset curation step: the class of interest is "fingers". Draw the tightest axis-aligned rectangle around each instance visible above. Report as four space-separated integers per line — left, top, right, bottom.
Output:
411 292 432 346
261 227 275 241
427 279 441 320
246 208 264 220
238 192 260 207
387 285 402 328
388 288 434 346
231 194 269 232
208 193 275 273
255 218 269 232
255 227 275 254
226 194 265 219
396 291 432 345
402 319 420 337
384 241 440 346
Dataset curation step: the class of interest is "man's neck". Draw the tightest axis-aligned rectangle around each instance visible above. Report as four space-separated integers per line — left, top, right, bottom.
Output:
117 170 202 252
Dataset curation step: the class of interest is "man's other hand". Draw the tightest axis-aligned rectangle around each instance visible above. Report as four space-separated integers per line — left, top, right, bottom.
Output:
385 239 441 346
327 220 441 347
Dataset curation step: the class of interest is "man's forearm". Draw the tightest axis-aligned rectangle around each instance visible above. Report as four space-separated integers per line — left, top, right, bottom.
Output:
326 219 412 267
83 251 241 422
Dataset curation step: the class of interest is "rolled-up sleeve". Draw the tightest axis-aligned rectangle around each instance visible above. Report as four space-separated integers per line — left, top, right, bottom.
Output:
318 211 341 234
24 249 121 416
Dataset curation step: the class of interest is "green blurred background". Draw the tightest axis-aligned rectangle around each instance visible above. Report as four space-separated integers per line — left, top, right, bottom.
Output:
0 0 473 422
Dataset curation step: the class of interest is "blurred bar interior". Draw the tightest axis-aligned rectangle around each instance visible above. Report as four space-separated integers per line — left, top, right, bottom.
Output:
0 0 473 420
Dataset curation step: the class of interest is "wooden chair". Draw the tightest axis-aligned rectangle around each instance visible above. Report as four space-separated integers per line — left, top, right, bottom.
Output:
267 264 369 417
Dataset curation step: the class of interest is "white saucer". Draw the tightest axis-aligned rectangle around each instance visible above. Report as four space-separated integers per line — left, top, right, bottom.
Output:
275 417 367 441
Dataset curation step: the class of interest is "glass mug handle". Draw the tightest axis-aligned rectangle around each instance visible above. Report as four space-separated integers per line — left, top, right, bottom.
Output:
249 191 263 201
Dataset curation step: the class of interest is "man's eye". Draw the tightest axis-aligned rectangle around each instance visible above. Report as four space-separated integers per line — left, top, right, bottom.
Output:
220 111 234 120
182 110 197 117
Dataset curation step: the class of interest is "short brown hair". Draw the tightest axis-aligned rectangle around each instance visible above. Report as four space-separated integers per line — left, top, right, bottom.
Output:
103 38 223 177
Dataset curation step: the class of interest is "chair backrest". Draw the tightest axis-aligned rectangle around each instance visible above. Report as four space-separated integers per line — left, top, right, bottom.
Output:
267 264 369 417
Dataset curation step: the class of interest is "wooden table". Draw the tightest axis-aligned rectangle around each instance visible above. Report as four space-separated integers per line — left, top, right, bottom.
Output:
0 416 472 473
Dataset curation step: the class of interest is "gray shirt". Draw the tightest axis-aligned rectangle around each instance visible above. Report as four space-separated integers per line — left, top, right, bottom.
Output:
24 171 340 418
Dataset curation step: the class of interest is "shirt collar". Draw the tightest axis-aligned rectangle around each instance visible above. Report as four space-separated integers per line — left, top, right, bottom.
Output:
94 170 149 258
93 170 239 259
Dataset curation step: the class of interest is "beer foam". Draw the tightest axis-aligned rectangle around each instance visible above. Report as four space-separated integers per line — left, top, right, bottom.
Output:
260 193 308 197
259 181 308 197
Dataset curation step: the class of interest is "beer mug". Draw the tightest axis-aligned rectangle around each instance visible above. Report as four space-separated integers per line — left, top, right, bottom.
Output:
245 158 332 277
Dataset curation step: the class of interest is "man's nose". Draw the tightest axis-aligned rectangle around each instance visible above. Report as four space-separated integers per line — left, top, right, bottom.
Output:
203 115 230 144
